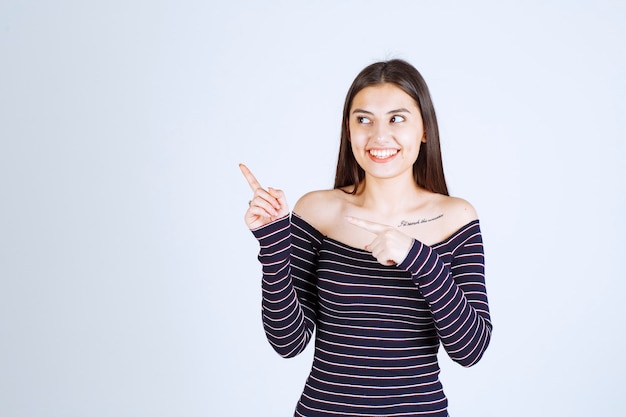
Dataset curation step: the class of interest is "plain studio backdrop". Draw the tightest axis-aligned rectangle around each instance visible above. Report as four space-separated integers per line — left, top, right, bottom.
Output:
1 1 625 416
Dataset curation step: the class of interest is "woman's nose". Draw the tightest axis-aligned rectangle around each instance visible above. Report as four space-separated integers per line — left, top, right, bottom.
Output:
374 123 390 143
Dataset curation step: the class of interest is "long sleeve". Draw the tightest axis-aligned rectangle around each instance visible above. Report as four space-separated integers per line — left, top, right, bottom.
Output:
251 213 322 358
397 220 492 367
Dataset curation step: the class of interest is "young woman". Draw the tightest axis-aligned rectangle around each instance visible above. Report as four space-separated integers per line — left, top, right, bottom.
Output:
240 59 492 417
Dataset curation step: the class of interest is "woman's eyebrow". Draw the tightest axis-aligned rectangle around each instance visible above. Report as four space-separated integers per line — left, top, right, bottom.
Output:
351 108 412 114
387 108 411 114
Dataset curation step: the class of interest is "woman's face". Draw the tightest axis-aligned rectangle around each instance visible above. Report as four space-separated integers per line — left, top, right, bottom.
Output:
349 83 425 181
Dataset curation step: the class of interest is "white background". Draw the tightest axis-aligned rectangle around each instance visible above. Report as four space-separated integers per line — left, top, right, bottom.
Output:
1 1 625 416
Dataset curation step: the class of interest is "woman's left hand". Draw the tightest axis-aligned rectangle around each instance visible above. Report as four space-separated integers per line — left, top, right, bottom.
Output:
345 216 414 266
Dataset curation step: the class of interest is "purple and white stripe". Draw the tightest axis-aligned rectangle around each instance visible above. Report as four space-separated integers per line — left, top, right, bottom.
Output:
253 213 492 416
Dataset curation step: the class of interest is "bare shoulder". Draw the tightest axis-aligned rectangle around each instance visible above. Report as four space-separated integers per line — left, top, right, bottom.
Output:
293 188 349 234
439 195 479 229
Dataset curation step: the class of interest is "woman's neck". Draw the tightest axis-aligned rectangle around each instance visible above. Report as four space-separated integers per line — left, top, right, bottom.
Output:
356 175 427 215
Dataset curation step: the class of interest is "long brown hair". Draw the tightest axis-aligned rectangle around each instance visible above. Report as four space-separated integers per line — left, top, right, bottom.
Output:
333 59 449 196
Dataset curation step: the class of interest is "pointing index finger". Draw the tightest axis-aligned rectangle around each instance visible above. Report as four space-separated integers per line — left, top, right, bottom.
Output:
239 163 263 192
345 216 388 234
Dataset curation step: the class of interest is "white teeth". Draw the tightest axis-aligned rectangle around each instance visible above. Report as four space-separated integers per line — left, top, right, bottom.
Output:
369 149 398 158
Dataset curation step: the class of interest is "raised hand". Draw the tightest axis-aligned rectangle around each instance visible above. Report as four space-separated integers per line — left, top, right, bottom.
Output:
239 163 290 230
345 216 414 266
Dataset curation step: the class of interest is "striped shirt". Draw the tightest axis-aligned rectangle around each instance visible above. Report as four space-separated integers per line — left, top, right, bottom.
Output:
252 213 492 416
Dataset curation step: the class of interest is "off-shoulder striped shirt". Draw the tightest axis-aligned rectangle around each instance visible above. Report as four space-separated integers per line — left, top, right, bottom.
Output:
252 213 492 416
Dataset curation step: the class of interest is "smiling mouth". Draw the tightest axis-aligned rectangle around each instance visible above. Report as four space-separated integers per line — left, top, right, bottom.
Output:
368 149 398 159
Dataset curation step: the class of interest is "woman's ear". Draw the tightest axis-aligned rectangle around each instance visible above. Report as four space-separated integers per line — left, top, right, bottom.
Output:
421 132 427 143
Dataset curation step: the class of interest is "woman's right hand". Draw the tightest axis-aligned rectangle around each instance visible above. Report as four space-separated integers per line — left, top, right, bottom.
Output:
239 163 290 230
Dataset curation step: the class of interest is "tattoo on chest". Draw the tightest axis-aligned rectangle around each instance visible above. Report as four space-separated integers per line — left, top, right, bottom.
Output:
397 214 444 227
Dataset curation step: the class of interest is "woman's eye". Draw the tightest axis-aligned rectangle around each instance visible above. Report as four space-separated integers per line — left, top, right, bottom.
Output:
391 115 405 123
357 116 371 124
